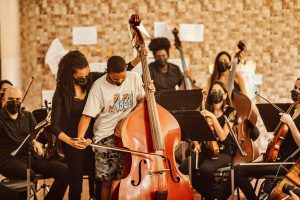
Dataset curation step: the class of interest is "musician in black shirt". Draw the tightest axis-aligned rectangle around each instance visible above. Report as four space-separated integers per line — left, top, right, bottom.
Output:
0 87 68 200
148 37 186 92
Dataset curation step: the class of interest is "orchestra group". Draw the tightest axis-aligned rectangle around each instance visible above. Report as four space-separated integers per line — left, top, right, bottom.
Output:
0 18 299 200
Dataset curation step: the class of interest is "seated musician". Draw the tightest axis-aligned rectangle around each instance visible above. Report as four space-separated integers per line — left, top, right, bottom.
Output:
179 80 237 200
217 78 300 200
0 87 68 200
148 37 194 92
207 50 260 141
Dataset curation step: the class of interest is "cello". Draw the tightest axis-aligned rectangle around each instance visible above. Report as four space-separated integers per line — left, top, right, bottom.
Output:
112 14 193 200
227 41 259 163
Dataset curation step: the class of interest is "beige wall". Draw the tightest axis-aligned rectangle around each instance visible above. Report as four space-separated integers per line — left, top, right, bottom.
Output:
19 0 300 110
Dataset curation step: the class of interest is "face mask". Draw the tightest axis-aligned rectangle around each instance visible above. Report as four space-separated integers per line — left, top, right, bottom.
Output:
5 100 21 114
208 91 224 104
155 57 168 68
291 89 300 101
73 76 89 90
218 62 229 73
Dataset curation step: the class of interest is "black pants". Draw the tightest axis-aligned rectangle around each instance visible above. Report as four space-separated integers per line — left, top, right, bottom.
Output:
179 152 231 199
218 163 289 200
0 157 68 200
64 145 100 200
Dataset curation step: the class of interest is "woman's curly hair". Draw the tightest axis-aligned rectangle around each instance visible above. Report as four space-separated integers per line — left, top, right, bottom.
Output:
56 50 91 96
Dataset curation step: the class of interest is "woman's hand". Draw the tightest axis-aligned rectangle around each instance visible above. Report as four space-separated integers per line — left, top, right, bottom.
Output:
32 140 44 156
67 137 92 149
192 141 201 153
280 113 294 127
200 110 215 119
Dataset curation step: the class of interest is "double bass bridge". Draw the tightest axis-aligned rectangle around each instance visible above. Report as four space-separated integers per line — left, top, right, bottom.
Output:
148 168 170 175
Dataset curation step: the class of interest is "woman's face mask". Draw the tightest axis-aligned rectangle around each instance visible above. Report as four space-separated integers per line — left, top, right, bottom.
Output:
291 89 300 101
217 61 229 73
208 91 224 104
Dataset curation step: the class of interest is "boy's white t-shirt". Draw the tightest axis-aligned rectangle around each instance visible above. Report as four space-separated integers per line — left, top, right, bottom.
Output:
83 71 145 143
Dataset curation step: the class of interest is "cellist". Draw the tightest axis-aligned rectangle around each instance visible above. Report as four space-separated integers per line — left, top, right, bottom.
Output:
206 50 260 142
217 77 300 200
77 55 155 200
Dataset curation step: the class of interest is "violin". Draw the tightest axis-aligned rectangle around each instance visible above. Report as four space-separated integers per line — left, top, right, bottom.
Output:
201 96 219 160
256 92 300 162
228 40 259 163
269 159 300 200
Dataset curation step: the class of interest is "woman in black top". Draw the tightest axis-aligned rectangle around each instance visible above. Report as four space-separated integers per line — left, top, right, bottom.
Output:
51 50 140 200
179 80 237 200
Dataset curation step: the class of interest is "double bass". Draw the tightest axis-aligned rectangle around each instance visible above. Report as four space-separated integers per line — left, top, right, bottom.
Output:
172 28 194 90
227 41 259 163
112 14 193 200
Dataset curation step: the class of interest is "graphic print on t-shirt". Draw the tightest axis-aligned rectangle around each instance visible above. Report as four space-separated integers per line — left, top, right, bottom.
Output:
108 93 133 113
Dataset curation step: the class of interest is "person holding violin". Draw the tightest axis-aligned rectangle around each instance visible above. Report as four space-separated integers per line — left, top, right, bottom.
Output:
217 78 300 200
51 50 142 200
77 55 155 200
0 87 69 200
208 50 260 143
148 37 194 92
0 79 13 109
179 80 237 200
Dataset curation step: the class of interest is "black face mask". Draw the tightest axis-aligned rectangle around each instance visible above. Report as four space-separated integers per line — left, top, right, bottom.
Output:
218 62 229 73
208 91 224 104
291 89 300 101
155 57 168 68
73 76 89 90
5 100 21 114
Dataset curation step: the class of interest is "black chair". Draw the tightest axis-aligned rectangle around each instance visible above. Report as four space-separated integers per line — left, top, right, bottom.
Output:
1 178 37 199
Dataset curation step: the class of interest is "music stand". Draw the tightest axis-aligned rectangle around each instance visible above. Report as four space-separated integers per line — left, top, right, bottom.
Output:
172 110 216 180
256 103 292 132
155 89 202 111
10 118 49 200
